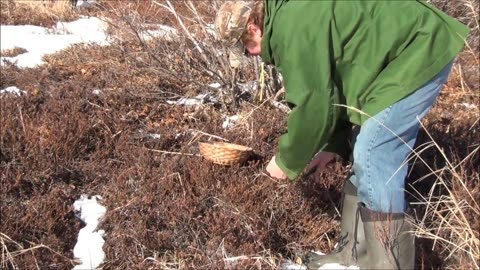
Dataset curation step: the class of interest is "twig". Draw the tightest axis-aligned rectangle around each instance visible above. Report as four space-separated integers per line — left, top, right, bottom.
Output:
189 129 229 142
259 61 265 102
273 87 285 101
143 147 201 157
153 0 209 63
17 105 26 136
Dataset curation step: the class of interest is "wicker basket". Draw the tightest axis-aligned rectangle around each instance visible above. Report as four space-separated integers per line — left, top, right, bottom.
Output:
198 142 252 166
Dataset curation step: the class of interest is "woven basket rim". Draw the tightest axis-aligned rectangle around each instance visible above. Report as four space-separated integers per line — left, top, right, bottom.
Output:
198 142 252 152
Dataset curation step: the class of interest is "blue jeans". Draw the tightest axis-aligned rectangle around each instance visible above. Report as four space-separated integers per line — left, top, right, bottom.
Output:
349 61 453 213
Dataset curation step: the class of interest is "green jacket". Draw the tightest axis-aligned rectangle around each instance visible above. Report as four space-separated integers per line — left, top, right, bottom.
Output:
260 0 469 180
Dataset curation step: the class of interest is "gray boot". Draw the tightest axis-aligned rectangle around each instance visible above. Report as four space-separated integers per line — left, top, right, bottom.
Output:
305 180 367 269
359 204 415 269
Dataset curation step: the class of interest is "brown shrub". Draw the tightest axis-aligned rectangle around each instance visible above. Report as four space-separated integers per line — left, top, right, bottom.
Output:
0 1 478 269
0 47 27 58
0 0 79 27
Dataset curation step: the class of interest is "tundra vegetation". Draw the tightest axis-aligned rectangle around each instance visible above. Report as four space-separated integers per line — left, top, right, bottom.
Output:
1 0 478 269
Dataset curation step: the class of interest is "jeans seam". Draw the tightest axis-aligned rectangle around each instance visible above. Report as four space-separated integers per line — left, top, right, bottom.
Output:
366 106 393 210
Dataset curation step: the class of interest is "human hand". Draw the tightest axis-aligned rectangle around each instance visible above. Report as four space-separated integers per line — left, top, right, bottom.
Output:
266 155 287 180
305 152 339 176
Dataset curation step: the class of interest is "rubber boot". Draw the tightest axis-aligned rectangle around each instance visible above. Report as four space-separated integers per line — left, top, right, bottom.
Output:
359 204 415 269
305 180 367 269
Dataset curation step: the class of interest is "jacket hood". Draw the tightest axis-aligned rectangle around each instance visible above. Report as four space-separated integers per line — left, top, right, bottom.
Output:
260 0 287 65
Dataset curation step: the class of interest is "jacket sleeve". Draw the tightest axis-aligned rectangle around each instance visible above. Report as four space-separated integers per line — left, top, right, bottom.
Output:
274 25 344 180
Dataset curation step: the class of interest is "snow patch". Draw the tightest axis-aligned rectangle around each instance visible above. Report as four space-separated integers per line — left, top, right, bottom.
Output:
141 24 178 41
75 0 97 8
205 23 217 37
1 17 110 68
0 86 26 96
53 17 109 44
456 103 478 110
167 93 217 106
208 82 222 89
148 133 162 139
92 89 102 95
238 81 258 93
280 261 308 270
73 195 106 270
281 260 359 270
280 251 359 270
222 115 240 129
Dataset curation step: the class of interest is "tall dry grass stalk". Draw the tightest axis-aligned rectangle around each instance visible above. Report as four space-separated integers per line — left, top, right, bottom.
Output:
2 0 77 26
461 0 480 32
13 0 72 16
0 232 67 270
409 129 479 269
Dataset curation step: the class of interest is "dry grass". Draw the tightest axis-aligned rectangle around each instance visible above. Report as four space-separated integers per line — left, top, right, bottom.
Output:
0 232 73 270
0 0 479 269
0 47 27 58
13 0 72 13
409 143 479 269
0 0 78 27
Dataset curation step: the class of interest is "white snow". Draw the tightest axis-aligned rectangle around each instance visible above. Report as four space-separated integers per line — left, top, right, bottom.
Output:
280 251 359 270
457 103 478 110
0 16 182 69
0 17 110 68
141 24 178 41
238 81 258 93
1 17 110 68
75 0 97 8
175 129 198 140
222 115 240 129
0 86 27 96
53 17 110 44
205 23 217 38
73 195 107 270
148 133 162 139
317 263 359 270
208 82 222 89
92 89 102 95
280 261 308 270
166 93 217 106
